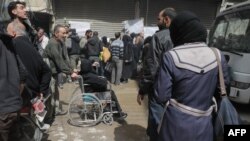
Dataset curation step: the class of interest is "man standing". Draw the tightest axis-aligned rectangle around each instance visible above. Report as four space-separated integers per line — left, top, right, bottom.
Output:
79 29 93 57
79 29 92 59
44 24 78 115
7 0 51 107
137 8 176 141
7 22 52 128
110 32 124 85
7 1 36 42
66 29 81 72
84 31 103 75
34 27 49 56
0 31 27 141
7 1 28 36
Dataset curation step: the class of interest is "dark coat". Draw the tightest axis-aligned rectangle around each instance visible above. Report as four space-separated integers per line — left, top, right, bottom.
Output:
122 35 134 79
44 38 72 75
155 44 230 141
155 12 221 141
13 36 51 97
80 58 107 92
84 36 102 58
139 28 173 95
67 34 81 56
0 34 25 113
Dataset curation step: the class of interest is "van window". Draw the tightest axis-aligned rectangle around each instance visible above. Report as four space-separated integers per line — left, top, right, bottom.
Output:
209 10 250 53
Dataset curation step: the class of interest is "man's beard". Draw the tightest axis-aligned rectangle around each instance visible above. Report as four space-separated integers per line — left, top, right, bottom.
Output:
157 24 167 31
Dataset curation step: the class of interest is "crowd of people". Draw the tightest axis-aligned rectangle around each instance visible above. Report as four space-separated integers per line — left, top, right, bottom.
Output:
0 1 230 141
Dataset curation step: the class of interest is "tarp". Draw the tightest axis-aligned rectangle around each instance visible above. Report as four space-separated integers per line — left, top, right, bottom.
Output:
25 0 53 14
123 18 144 34
69 21 91 37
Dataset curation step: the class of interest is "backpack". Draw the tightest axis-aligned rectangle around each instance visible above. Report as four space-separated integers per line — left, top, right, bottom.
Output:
102 47 111 63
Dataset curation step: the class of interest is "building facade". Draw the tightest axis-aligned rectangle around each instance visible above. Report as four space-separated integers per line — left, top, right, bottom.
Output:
1 0 222 38
53 0 221 38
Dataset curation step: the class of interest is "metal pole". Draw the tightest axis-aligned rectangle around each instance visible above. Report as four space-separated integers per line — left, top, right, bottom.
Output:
135 0 140 19
145 0 149 26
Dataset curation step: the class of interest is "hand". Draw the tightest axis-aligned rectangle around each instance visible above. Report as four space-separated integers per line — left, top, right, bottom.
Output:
71 72 78 79
92 62 100 67
39 93 44 101
19 83 25 94
137 94 144 105
73 69 79 73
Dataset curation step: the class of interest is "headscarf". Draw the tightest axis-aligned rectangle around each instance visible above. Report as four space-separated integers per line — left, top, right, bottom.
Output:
130 32 136 40
122 34 132 47
102 36 108 46
169 11 207 47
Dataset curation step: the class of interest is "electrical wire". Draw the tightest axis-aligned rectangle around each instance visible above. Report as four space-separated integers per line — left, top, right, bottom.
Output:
145 0 149 26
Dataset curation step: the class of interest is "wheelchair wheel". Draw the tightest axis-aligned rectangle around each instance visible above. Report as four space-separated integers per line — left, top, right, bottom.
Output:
68 93 103 127
102 113 113 125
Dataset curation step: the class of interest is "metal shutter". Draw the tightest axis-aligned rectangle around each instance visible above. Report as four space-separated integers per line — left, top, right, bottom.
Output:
54 0 135 38
141 0 220 28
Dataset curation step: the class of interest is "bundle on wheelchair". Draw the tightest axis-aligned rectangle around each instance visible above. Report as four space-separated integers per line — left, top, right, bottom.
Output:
11 93 51 141
68 76 126 127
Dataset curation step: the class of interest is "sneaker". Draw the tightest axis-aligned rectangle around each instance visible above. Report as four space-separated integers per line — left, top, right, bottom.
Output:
115 83 122 86
121 80 128 84
67 77 72 83
58 84 63 89
40 123 50 130
55 110 67 116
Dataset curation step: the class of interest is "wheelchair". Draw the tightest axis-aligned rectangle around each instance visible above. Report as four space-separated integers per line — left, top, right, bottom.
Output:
68 76 119 127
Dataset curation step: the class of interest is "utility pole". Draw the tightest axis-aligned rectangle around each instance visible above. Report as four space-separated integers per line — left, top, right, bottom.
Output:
135 0 140 19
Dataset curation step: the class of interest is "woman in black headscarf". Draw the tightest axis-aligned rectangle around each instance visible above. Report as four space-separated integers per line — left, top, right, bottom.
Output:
169 11 207 46
121 34 134 83
154 11 230 141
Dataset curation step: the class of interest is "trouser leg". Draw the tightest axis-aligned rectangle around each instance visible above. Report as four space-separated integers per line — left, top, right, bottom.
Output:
55 85 60 112
0 113 18 141
111 58 117 84
57 73 64 86
53 75 61 112
44 79 55 123
98 61 104 76
147 94 164 141
115 59 123 85
69 55 80 70
110 91 122 114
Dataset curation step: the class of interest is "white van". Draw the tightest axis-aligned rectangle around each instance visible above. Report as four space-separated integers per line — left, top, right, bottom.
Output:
208 1 250 104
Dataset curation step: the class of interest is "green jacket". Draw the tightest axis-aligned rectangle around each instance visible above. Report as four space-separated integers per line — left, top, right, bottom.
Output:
44 38 72 75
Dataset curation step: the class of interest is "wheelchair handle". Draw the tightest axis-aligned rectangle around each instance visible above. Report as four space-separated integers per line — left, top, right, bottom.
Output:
76 75 85 93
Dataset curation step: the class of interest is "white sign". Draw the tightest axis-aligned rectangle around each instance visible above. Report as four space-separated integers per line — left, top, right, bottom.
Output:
123 18 144 34
69 21 91 37
144 26 159 38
